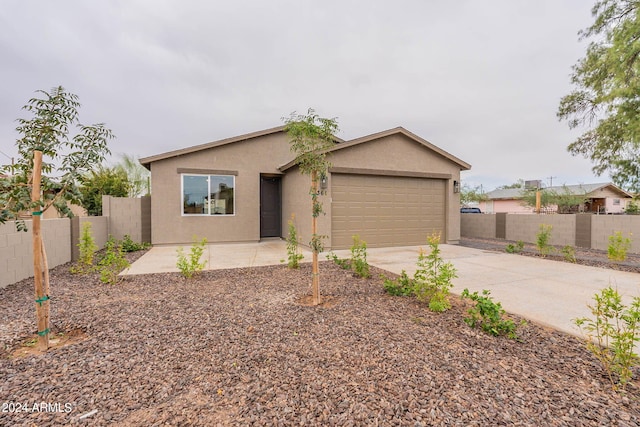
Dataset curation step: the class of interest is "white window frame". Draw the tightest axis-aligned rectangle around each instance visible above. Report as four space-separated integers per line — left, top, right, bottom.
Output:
181 174 235 216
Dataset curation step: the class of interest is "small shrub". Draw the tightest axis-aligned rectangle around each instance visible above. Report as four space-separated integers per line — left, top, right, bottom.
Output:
461 289 518 339
505 240 524 254
561 245 577 263
536 224 554 257
574 287 640 391
382 270 413 296
327 235 371 278
286 216 304 269
413 234 457 312
121 234 150 252
608 231 632 262
350 235 370 278
327 252 351 269
71 222 98 274
176 237 208 279
98 237 130 285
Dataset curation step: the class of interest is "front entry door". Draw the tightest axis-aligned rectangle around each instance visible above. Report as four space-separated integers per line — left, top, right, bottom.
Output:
260 176 281 238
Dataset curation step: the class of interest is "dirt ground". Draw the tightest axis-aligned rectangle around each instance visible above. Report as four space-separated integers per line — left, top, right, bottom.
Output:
0 249 639 426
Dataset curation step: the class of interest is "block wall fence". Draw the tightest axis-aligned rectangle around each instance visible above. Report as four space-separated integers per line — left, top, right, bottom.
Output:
461 213 640 254
0 196 150 289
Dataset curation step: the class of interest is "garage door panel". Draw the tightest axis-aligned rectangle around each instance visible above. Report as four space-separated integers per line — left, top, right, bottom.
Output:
331 174 445 249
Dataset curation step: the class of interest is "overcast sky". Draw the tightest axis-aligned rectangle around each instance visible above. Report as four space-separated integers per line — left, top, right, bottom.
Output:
1 1 600 191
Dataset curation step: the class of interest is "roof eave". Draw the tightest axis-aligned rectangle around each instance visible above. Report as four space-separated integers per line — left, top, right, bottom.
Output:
139 125 287 169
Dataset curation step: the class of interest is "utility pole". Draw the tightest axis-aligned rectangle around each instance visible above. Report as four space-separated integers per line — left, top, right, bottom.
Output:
547 176 557 188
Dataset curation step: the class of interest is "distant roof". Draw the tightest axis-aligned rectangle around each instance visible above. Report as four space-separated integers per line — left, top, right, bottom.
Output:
485 182 632 200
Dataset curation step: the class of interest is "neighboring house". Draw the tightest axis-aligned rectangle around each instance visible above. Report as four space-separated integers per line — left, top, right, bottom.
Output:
478 183 633 214
140 126 470 249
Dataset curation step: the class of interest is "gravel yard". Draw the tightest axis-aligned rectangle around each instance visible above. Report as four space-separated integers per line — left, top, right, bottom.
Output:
1 250 639 426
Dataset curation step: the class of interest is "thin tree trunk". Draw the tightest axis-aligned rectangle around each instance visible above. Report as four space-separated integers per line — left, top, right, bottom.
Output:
31 150 48 351
311 172 320 305
41 239 50 343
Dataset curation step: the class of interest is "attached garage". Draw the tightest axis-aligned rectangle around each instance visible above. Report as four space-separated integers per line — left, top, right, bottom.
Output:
331 173 446 248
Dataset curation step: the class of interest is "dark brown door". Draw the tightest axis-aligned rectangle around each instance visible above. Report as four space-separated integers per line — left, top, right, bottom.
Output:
260 176 281 238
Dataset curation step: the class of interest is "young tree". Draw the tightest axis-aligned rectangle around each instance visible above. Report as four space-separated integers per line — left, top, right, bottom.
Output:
552 185 589 214
0 86 113 350
520 188 555 211
558 0 640 192
283 109 339 305
80 165 130 215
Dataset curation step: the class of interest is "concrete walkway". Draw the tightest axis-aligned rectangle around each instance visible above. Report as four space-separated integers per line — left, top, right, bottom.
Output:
125 240 640 343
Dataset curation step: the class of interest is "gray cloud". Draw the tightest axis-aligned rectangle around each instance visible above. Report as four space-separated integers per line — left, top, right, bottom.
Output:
0 0 598 190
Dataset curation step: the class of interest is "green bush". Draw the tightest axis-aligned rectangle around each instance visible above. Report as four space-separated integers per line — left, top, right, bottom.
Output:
608 231 632 262
176 237 208 279
505 240 524 254
382 270 413 296
382 234 456 313
561 245 577 263
574 287 640 391
327 235 371 278
327 252 351 269
536 224 554 257
461 289 518 339
98 237 130 285
121 234 150 252
350 235 370 278
71 222 98 274
286 216 304 269
413 234 457 312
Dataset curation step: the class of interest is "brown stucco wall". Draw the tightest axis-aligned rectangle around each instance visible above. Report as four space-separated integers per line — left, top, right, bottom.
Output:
148 129 465 246
326 133 463 244
149 131 295 245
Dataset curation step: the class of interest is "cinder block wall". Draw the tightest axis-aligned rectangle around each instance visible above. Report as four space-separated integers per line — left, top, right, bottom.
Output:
101 195 151 243
592 216 640 253
460 214 496 239
102 195 142 242
1 196 151 289
0 219 71 289
506 214 576 246
462 213 640 254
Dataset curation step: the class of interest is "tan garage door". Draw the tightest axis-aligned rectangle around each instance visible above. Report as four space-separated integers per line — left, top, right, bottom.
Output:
331 174 446 249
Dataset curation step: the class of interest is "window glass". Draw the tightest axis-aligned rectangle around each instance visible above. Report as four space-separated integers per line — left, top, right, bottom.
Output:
183 175 208 214
209 175 234 215
182 174 235 215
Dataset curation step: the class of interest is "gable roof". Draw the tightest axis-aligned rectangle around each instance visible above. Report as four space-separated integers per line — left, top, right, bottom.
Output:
139 126 346 170
485 182 632 200
278 126 470 172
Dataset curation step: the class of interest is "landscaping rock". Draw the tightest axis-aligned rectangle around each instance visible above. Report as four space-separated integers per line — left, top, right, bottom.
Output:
0 252 638 426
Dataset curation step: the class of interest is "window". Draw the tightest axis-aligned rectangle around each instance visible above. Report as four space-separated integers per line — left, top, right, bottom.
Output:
182 174 235 215
613 198 620 206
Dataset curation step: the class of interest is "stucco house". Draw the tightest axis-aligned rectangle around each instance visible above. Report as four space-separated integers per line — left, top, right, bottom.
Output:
478 183 633 214
140 126 470 249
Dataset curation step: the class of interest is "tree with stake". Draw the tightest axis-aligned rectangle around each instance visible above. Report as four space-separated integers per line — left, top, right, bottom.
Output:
283 109 339 305
0 86 113 351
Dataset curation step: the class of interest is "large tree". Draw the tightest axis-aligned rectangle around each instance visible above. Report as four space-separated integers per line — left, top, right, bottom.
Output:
80 165 130 215
0 86 113 350
283 109 339 306
558 0 640 192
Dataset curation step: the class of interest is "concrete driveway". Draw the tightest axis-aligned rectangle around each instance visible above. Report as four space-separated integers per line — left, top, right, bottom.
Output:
125 240 640 343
